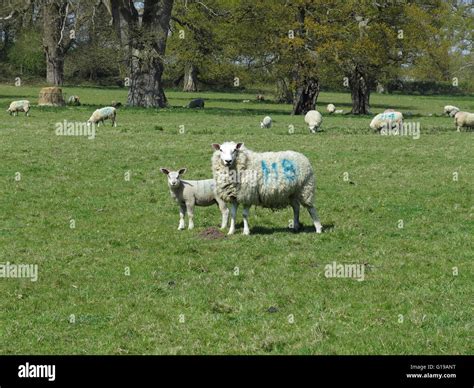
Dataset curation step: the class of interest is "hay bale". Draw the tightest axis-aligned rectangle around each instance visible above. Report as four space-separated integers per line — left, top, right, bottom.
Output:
38 87 65 106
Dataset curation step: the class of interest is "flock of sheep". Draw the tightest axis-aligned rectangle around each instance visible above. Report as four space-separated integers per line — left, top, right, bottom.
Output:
5 96 473 235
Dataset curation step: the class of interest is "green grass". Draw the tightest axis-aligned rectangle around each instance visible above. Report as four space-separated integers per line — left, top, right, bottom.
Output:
0 85 472 355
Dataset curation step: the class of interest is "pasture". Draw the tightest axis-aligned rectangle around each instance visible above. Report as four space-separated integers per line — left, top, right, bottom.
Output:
0 85 472 354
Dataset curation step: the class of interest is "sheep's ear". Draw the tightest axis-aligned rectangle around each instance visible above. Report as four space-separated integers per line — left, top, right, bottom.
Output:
236 142 244 150
212 143 221 151
160 168 170 175
178 168 186 175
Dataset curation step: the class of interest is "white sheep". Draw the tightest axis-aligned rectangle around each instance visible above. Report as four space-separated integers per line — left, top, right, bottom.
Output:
211 142 322 235
160 168 229 230
67 95 81 106
260 116 272 128
453 111 474 132
7 100 30 116
444 105 460 117
326 104 336 114
304 110 323 133
87 106 117 127
370 111 403 132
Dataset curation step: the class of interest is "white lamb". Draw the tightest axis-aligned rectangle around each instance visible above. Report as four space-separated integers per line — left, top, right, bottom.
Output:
444 105 460 117
453 111 474 132
7 100 30 116
211 142 322 235
327 104 336 114
370 111 403 132
260 116 272 128
87 106 117 127
304 110 323 133
160 168 228 230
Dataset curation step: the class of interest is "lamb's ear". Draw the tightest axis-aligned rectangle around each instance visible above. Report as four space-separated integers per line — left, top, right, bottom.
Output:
212 143 221 151
236 142 244 150
160 168 170 175
178 168 187 175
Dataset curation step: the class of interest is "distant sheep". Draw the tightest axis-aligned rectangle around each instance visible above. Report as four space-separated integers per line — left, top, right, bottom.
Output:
256 94 265 101
160 168 228 230
211 142 322 235
454 111 474 132
370 111 403 132
87 106 117 127
67 95 81 106
260 116 272 128
186 98 205 108
327 104 336 113
7 100 30 116
444 105 460 117
304 110 323 133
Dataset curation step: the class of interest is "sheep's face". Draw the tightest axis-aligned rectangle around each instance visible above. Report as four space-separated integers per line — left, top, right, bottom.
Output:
212 142 244 167
160 168 186 188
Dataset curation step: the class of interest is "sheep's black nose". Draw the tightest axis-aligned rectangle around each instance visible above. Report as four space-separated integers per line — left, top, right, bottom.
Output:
224 160 232 165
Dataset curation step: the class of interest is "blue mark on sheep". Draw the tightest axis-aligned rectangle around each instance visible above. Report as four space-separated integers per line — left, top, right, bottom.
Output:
261 161 270 183
100 107 114 115
281 159 297 182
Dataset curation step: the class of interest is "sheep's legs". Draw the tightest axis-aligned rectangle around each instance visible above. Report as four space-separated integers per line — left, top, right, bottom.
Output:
178 204 186 230
217 200 229 229
186 203 194 230
228 202 238 235
307 206 322 233
242 207 250 235
291 199 301 231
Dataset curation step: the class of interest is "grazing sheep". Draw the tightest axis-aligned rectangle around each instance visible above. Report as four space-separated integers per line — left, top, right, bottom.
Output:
454 111 474 132
67 95 81 106
370 111 403 132
260 116 272 128
256 94 265 101
444 105 460 117
186 98 205 108
7 100 30 116
304 110 323 133
211 142 322 235
87 106 117 127
327 104 336 113
160 168 228 230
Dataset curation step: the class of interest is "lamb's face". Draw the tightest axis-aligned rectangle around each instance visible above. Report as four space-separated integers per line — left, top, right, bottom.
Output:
160 168 186 188
212 142 244 167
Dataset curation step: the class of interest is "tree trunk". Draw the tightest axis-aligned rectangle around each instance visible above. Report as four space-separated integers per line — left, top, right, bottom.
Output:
183 63 198 92
350 71 371 114
42 0 70 86
292 77 320 115
122 0 174 107
276 78 293 104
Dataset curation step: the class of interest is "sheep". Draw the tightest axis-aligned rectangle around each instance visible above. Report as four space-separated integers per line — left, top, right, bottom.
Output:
67 95 81 106
111 101 122 108
327 104 336 114
260 116 272 128
211 142 322 235
384 108 395 113
256 94 265 101
304 110 323 133
87 106 117 127
160 168 228 230
444 105 460 117
186 98 205 108
7 100 30 116
453 111 474 132
370 111 403 132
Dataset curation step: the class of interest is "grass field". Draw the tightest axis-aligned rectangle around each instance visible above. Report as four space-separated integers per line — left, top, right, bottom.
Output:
0 85 472 355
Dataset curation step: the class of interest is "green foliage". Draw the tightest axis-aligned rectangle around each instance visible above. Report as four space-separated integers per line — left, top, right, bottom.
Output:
7 30 45 77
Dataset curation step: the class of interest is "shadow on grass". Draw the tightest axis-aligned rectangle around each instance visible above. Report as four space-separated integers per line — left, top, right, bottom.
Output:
249 223 335 235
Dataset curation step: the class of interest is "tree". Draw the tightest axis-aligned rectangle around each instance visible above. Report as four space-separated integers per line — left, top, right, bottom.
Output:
110 0 174 107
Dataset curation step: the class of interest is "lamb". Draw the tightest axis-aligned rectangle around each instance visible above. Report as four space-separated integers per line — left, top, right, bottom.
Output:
304 110 323 133
327 104 336 113
260 116 272 128
444 105 460 117
453 111 474 132
369 111 403 132
186 98 205 108
211 142 322 235
160 168 228 230
67 95 81 106
87 106 117 127
7 100 30 116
